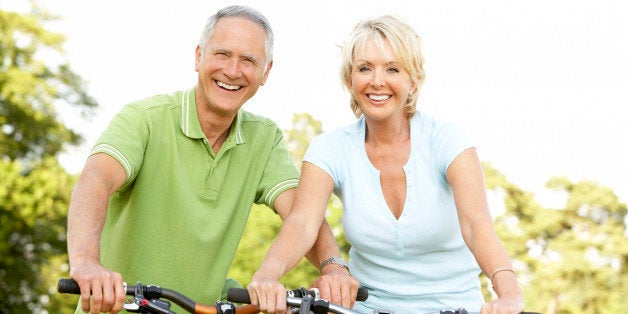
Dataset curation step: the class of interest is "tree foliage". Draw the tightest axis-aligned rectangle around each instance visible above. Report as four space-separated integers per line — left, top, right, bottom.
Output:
0 2 96 313
485 163 628 314
0 158 76 313
0 3 96 162
283 112 323 164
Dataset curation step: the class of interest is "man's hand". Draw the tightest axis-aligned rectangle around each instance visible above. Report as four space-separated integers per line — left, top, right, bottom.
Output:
70 262 126 313
247 276 287 314
311 265 359 309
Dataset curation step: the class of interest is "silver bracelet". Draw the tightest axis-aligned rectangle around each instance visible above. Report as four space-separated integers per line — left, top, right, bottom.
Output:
319 256 348 271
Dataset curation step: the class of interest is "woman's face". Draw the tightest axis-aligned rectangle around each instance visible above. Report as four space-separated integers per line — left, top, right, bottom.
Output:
350 38 415 123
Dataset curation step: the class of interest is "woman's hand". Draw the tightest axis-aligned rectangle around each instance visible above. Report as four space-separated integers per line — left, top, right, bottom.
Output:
480 295 525 314
311 265 359 309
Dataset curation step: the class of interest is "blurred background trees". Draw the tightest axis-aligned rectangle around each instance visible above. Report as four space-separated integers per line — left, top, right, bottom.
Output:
0 3 95 312
485 165 627 313
1 3 627 314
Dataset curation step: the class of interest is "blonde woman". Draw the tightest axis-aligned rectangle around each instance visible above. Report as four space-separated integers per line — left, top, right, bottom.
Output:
248 15 525 314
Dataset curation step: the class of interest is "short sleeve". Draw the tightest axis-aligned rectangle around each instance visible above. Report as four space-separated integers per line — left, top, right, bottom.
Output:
303 132 343 188
256 127 299 209
90 104 149 190
432 121 475 175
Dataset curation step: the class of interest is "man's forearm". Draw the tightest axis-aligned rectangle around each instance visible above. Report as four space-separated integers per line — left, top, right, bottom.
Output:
67 179 110 267
305 219 342 269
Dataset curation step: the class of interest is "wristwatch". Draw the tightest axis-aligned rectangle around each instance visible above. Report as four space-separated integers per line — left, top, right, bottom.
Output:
319 256 349 271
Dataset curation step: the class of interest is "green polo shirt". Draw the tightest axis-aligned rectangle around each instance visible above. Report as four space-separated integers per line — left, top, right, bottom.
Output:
89 87 298 311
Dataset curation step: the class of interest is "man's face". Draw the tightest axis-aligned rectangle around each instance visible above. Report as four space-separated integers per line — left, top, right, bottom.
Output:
195 17 272 117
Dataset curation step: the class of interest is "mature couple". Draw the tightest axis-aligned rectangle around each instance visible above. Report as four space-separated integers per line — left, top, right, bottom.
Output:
67 5 524 314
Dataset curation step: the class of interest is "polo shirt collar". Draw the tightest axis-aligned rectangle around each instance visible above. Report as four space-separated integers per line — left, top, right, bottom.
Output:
180 87 246 144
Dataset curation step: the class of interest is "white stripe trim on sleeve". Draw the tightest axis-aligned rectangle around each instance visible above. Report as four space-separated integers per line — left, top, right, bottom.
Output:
91 144 133 180
264 178 299 206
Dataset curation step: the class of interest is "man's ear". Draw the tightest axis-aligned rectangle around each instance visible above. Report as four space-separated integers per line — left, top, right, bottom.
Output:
260 60 273 86
194 45 202 72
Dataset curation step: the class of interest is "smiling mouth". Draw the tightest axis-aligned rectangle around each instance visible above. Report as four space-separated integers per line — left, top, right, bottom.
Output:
368 94 391 101
216 80 242 91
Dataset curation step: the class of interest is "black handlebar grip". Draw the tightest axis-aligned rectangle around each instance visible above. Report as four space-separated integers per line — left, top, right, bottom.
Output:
57 278 81 294
227 288 251 304
356 286 368 301
227 286 369 303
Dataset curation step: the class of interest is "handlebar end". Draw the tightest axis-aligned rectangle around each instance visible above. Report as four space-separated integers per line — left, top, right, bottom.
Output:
57 278 81 294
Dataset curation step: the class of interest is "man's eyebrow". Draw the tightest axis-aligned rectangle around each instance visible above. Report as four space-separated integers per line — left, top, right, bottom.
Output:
210 47 261 64
241 53 260 64
212 47 231 54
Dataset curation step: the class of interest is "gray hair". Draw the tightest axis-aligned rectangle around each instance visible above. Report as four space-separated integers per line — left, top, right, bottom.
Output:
199 5 274 71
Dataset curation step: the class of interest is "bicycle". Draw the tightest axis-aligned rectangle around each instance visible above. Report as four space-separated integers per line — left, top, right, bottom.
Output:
58 278 539 314
57 278 368 314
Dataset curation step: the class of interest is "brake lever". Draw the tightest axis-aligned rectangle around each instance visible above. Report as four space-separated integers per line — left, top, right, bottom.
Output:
298 293 315 314
124 281 174 314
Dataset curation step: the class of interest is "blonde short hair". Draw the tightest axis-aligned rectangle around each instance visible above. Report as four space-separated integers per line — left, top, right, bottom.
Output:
340 15 426 119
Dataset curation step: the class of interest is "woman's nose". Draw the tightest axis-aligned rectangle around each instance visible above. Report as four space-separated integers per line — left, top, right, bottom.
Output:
370 70 385 87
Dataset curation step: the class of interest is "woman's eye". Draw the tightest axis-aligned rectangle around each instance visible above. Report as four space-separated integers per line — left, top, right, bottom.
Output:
388 67 400 73
358 66 370 72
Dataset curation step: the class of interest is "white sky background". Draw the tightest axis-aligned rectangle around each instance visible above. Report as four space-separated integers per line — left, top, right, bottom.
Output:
5 1 627 205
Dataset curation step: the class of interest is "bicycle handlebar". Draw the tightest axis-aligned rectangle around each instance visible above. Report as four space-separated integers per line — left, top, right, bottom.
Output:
58 278 367 314
58 278 537 314
226 286 369 304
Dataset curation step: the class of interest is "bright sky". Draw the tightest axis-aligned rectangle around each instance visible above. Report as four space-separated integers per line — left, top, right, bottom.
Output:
6 1 628 204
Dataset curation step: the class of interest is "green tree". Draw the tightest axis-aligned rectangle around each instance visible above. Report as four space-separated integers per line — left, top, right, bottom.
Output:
0 4 96 162
0 3 96 313
283 112 323 164
485 163 628 314
0 158 77 312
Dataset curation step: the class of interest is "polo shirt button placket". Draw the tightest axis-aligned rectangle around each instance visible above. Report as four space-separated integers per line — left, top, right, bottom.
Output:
393 221 403 256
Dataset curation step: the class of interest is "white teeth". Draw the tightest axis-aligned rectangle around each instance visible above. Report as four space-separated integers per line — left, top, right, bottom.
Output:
368 94 391 101
217 81 241 91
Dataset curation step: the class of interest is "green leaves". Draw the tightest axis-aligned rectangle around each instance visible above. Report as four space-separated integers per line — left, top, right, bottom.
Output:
0 3 96 312
0 158 76 312
488 165 628 313
0 5 95 162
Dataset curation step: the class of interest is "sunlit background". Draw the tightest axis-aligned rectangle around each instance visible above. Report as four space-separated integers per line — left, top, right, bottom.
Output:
10 0 628 205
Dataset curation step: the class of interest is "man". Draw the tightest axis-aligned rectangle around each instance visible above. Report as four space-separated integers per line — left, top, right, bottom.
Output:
67 5 355 313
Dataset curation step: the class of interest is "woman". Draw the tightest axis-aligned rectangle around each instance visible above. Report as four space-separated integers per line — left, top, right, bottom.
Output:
248 15 525 314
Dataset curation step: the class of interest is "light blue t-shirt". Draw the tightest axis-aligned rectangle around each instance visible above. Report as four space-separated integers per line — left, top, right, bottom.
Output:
304 113 484 313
